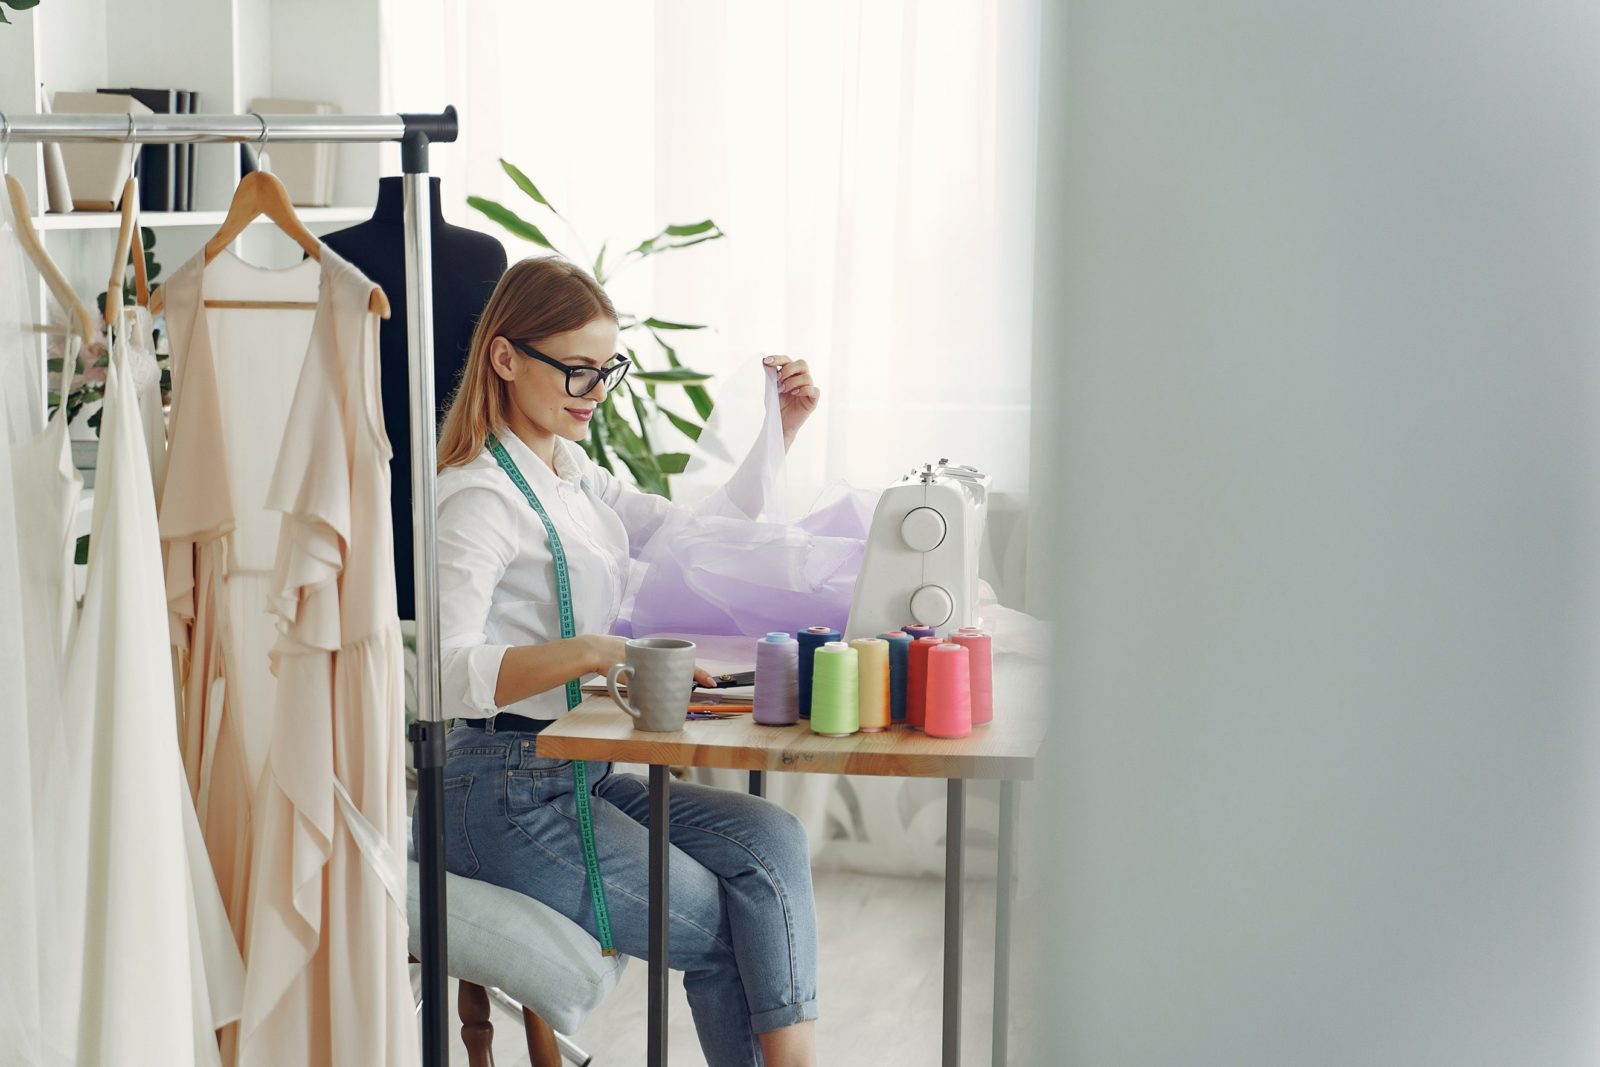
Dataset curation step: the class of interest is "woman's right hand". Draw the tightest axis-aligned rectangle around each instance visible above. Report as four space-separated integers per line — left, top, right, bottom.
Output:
584 634 629 675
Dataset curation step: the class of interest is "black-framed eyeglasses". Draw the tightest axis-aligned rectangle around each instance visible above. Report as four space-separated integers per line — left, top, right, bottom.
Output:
508 338 631 397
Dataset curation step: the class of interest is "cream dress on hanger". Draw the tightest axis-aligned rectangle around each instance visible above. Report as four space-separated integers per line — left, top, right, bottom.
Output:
161 245 413 1066
67 306 244 1066
0 181 45 1067
161 250 324 941
9 332 84 1067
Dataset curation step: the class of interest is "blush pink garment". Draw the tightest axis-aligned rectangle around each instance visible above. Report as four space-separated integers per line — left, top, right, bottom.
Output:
236 250 415 1067
161 247 414 1066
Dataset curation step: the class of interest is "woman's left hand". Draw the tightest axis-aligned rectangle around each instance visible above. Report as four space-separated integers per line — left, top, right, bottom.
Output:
764 354 820 445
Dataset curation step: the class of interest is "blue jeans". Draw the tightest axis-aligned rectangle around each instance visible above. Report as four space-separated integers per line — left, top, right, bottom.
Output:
434 723 819 1066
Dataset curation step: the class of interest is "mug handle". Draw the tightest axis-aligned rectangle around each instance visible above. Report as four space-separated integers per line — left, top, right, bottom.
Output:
606 663 640 720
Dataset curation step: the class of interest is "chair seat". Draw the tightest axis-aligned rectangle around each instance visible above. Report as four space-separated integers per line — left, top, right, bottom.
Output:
407 824 627 1034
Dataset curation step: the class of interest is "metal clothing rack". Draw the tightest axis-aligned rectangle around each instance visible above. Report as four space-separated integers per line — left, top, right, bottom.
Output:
1 107 458 1067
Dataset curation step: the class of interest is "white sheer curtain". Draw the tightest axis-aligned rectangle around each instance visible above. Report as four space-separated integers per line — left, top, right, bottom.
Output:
382 0 1038 495
382 0 1040 876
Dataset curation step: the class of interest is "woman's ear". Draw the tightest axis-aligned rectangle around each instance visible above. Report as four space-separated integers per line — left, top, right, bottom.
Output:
488 337 518 382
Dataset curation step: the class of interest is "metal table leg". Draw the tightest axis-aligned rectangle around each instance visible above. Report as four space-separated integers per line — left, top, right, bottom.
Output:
649 764 671 1066
993 779 1018 1065
944 778 966 1065
748 770 766 797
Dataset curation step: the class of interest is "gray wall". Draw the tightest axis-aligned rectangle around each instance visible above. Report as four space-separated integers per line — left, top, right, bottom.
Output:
1032 3 1600 1063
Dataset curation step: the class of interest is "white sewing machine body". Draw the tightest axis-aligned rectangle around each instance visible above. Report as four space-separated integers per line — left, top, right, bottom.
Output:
845 461 991 640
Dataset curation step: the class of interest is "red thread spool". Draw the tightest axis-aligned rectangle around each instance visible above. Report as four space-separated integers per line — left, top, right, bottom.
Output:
953 628 993 726
924 642 973 739
906 635 942 730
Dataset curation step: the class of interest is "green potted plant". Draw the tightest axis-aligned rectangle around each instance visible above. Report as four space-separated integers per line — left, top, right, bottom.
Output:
0 0 41 24
469 160 722 499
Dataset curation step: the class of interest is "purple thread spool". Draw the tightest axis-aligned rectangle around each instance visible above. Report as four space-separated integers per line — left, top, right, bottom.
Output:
754 632 799 726
903 622 937 640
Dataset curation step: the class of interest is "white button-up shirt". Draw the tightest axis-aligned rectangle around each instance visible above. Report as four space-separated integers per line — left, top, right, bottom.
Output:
437 429 750 720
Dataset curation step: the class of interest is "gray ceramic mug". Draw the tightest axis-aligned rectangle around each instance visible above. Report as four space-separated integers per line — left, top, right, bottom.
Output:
605 637 697 731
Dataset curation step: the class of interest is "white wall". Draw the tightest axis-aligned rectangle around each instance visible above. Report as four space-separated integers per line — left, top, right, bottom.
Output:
1033 2 1600 1064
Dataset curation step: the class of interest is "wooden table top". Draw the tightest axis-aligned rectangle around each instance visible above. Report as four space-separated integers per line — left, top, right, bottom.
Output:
538 695 1046 780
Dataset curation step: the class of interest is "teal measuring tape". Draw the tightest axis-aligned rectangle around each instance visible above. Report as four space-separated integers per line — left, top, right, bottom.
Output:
486 433 617 957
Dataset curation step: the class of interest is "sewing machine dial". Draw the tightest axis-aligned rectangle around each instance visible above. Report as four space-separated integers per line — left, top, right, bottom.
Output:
910 584 955 627
900 507 947 552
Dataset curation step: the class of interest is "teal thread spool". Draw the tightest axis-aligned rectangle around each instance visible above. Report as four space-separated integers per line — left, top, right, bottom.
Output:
808 641 860 737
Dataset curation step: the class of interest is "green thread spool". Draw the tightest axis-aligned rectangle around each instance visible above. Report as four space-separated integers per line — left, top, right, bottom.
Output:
809 641 860 737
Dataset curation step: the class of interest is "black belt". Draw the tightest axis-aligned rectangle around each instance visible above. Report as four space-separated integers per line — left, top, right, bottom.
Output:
464 712 553 734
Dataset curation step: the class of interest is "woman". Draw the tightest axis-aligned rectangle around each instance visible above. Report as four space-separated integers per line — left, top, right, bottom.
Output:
431 257 822 1067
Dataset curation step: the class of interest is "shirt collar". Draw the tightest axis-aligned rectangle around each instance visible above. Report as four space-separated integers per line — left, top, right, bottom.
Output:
491 427 586 488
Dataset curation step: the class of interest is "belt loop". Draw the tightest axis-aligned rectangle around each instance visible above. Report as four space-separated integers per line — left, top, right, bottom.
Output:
484 712 497 735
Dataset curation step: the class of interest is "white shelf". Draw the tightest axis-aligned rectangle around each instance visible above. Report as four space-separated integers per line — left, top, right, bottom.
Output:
34 206 372 231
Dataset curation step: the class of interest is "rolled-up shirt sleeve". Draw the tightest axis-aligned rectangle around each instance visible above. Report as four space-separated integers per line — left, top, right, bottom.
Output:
437 484 521 718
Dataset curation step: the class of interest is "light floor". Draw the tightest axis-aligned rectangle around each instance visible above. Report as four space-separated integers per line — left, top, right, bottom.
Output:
438 868 1036 1066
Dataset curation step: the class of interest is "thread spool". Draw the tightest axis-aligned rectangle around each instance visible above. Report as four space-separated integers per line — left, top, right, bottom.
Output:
809 641 859 737
754 632 799 726
850 637 890 732
796 625 841 719
924 642 973 739
906 635 942 730
952 628 993 726
903 622 937 640
878 630 912 723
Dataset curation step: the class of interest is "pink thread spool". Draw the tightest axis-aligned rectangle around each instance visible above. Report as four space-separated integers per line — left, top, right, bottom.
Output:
952 628 993 726
906 635 942 730
923 642 973 739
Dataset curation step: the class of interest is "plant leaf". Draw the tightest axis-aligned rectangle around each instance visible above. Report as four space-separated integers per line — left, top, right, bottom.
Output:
662 233 724 252
627 219 726 261
658 404 702 442
633 368 712 384
657 452 690 474
642 317 707 331
603 402 666 497
664 219 718 237
586 406 615 473
500 159 557 214
467 195 556 251
593 241 608 283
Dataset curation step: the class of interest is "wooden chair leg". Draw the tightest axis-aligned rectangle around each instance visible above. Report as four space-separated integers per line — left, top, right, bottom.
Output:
522 1007 563 1067
459 980 496 1067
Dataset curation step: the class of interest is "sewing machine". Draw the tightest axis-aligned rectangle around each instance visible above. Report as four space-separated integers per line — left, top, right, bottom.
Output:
844 460 991 640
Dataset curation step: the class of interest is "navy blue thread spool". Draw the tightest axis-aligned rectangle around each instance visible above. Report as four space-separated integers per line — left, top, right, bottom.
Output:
796 625 841 719
879 630 912 723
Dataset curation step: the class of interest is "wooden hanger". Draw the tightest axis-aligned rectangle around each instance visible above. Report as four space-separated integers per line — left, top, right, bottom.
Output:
150 171 390 319
5 173 96 343
106 174 149 320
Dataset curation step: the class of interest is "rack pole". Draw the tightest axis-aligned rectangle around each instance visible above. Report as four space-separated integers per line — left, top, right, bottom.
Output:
401 119 450 1067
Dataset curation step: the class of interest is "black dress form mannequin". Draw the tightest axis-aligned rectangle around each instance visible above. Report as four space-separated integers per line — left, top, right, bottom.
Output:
322 176 507 619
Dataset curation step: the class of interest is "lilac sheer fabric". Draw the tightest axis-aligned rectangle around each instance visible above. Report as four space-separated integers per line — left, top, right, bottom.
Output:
614 362 876 638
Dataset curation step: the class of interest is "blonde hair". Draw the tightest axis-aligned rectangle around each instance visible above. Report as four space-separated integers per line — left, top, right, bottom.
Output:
437 256 617 471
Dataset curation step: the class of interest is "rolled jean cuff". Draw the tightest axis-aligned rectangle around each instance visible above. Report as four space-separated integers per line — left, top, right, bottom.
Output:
749 999 818 1034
